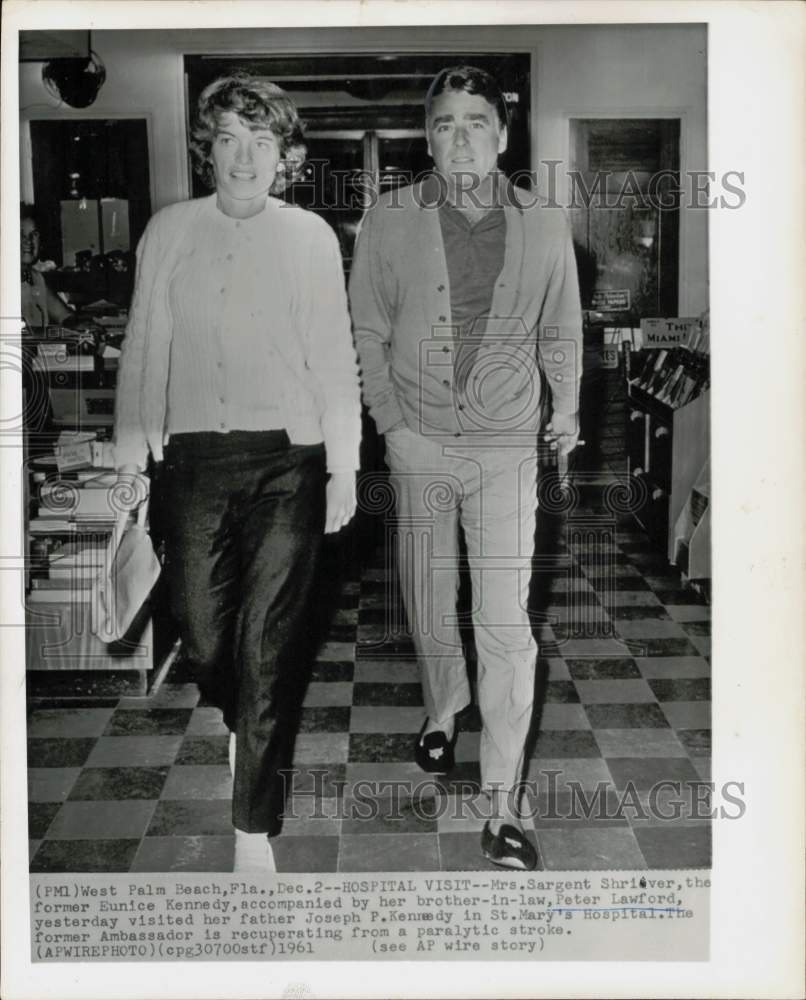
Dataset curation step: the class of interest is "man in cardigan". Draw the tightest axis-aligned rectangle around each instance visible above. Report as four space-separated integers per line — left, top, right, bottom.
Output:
349 66 582 870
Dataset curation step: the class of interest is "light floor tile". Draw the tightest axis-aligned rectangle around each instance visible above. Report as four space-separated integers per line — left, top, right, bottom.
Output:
525 757 614 792
28 767 80 802
185 706 228 736
594 728 688 758
47 800 157 840
292 733 350 764
118 684 200 709
574 679 656 704
635 657 711 679
317 641 356 661
86 735 183 767
302 682 354 708
692 758 712 781
690 635 711 657
661 702 712 729
555 638 635 657
539 703 592 731
537 826 645 870
665 605 712 622
338 833 440 871
542 657 571 680
349 706 423 734
353 661 420 684
28 708 114 738
161 765 232 800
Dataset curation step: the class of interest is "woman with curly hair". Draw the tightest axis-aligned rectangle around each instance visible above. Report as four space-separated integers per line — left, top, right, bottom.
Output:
113 74 361 871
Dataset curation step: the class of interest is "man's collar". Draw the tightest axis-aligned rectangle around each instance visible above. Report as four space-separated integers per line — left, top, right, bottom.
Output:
416 170 523 212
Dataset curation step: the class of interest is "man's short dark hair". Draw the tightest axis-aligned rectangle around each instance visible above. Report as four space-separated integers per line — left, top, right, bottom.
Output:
424 66 509 130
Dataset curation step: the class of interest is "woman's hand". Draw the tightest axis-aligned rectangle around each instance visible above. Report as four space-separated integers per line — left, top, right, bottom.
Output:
543 411 580 457
325 471 357 534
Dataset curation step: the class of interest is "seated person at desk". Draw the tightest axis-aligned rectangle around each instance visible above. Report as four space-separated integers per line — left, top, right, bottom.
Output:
20 203 99 335
20 203 102 444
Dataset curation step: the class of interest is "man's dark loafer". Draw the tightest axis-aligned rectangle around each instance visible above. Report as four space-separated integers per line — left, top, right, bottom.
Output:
414 722 456 773
481 821 538 871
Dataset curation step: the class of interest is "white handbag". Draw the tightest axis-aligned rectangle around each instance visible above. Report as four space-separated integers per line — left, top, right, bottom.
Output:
91 499 161 643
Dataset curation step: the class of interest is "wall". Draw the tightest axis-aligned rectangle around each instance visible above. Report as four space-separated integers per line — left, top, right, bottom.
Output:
19 23 708 313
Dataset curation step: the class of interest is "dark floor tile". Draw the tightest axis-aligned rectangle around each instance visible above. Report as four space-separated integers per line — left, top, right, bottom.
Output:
586 703 670 729
566 658 641 680
131 835 233 873
272 835 340 872
327 624 357 643
654 588 707 606
357 605 407 625
607 605 672 621
355 638 417 658
649 678 711 702
352 682 423 707
675 729 712 755
146 799 233 837
349 733 413 763
618 541 660 556
175 735 229 766
633 824 711 868
27 738 96 768
47 800 157 841
68 766 169 801
606 756 701 790
340 795 437 836
30 838 140 872
103 708 193 736
680 620 711 637
26 670 148 699
338 833 440 871
298 707 351 733
27 697 119 709
535 591 604 610
544 681 580 703
531 730 601 758
310 661 354 683
624 637 701 657
606 576 652 591
29 801 61 839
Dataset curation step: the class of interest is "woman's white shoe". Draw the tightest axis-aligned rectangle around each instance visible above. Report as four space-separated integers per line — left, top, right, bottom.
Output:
233 829 276 872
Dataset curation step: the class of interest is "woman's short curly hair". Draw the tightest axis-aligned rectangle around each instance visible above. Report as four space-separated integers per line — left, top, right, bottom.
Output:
190 73 306 194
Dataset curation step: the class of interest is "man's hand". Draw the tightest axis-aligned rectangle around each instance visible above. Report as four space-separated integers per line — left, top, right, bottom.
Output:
544 411 580 457
325 471 357 534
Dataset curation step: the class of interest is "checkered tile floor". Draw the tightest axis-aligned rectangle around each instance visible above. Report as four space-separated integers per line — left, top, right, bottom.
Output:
27 498 711 874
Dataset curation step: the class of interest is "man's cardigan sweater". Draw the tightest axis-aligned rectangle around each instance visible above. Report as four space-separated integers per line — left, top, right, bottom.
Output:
348 174 583 442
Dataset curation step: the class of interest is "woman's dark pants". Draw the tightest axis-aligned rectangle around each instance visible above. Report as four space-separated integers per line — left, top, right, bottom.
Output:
157 431 326 833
